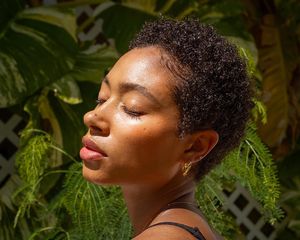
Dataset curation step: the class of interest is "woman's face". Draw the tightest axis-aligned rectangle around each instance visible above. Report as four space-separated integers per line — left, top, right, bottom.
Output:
81 46 188 187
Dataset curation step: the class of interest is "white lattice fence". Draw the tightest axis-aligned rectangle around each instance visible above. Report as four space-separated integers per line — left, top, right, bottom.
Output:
0 109 25 188
222 184 278 240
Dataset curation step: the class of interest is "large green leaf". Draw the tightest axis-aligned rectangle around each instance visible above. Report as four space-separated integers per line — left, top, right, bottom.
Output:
160 0 199 19
96 1 203 54
96 3 156 54
51 77 82 104
0 4 78 107
122 0 157 13
47 94 85 157
61 45 118 84
196 0 253 41
0 0 25 32
241 0 300 151
48 44 117 105
256 15 290 147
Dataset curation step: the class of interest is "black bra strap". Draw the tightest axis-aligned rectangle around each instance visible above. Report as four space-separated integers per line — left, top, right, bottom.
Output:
147 221 206 240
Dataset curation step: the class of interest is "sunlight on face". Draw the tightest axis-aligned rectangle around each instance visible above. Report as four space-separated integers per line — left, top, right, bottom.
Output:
81 47 187 187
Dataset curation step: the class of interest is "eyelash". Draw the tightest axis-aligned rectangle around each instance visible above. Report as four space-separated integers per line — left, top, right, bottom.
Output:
96 98 143 119
96 99 106 105
121 106 143 119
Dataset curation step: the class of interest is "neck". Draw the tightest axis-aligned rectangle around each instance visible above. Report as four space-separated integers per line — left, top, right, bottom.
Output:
121 177 196 236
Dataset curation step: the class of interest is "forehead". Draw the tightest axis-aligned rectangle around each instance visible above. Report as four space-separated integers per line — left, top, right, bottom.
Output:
106 47 176 105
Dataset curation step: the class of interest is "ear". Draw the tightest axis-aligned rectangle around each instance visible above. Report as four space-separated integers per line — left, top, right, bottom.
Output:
182 130 219 164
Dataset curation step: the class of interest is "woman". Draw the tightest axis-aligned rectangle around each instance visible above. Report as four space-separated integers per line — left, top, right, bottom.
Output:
80 19 252 240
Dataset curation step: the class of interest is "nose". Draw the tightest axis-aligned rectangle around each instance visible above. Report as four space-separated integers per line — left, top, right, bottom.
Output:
83 108 110 137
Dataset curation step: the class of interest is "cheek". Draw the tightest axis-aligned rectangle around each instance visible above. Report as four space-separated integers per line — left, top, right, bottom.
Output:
96 112 182 184
111 116 180 162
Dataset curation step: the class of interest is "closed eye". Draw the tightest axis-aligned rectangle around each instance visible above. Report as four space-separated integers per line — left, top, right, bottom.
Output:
96 98 145 119
122 105 144 119
96 98 106 105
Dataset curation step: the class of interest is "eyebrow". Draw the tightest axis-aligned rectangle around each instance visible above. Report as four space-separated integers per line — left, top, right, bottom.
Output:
103 76 160 105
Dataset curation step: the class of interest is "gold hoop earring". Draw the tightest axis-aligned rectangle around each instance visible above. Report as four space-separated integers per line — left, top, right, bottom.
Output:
182 162 192 176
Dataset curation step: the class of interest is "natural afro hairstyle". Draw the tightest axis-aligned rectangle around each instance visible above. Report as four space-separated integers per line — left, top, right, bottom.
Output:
129 19 253 180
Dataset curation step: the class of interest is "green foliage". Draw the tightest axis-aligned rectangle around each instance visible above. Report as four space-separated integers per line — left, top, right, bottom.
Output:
14 129 59 229
12 129 132 240
93 0 203 54
96 3 156 53
224 122 283 223
0 2 78 107
62 163 131 240
197 119 283 238
0 0 117 238
16 130 52 185
244 0 300 150
0 0 290 239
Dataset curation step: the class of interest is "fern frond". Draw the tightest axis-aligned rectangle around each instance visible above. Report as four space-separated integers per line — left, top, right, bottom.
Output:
16 130 52 186
197 118 283 238
13 130 53 226
223 121 284 223
62 163 131 239
13 128 76 230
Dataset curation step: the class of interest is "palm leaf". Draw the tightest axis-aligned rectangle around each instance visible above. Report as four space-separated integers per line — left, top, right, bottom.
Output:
256 15 290 147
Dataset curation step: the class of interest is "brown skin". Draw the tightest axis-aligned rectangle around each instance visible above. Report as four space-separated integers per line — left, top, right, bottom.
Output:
82 47 220 239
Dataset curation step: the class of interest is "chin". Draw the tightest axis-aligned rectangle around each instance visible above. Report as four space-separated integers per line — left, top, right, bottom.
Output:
82 165 112 186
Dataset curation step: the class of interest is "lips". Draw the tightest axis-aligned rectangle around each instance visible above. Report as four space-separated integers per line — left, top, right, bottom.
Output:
80 136 107 161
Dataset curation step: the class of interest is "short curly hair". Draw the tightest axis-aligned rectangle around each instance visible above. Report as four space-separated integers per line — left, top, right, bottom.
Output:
129 19 253 180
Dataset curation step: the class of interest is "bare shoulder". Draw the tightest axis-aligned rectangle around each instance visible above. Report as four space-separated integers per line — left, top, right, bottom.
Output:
133 208 223 240
133 223 195 240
